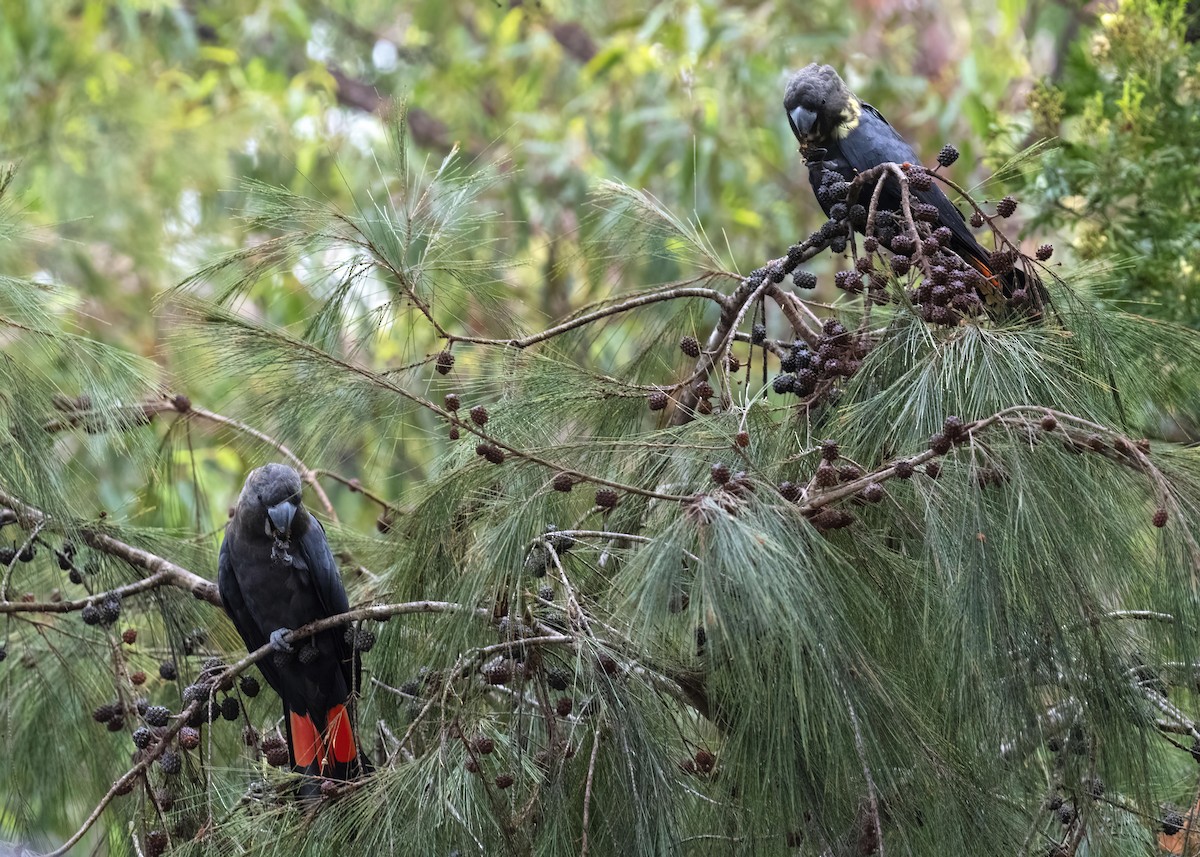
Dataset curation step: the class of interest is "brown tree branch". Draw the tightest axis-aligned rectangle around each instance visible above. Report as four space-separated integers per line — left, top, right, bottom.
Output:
0 487 220 607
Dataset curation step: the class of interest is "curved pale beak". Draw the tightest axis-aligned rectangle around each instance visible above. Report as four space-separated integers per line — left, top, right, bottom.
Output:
266 500 296 537
789 106 817 142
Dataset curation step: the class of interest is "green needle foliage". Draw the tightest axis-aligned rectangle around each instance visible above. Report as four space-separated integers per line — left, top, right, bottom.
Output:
4 113 1200 857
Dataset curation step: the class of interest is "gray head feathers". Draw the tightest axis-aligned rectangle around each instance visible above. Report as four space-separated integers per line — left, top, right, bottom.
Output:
238 463 303 510
783 63 853 114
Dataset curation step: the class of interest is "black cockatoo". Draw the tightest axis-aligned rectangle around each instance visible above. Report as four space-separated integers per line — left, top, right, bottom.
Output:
784 63 1040 312
218 463 369 795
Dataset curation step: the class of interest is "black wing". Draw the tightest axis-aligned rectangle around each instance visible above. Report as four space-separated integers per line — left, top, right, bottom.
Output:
218 535 284 692
292 511 357 691
837 102 983 256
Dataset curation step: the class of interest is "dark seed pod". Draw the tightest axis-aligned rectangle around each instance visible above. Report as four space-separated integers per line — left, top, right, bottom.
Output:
943 416 965 440
735 431 750 448
996 196 1018 218
130 671 147 686
1035 244 1054 261
648 391 668 411
792 270 817 290
221 697 240 721
81 604 101 625
680 336 701 358
693 380 713 400
750 323 766 344
555 697 574 717
546 667 572 691
815 462 838 488
924 461 942 479
1040 414 1058 432
779 482 801 502
159 661 177 681
1162 806 1185 836
265 744 290 767
834 270 863 292
860 483 885 503
93 703 118 723
836 465 863 484
158 750 182 776
469 405 489 426
989 249 1015 274
465 757 480 774
145 706 170 728
710 463 731 485
929 433 952 455
772 374 795 395
1153 508 1168 528
484 445 505 465
969 211 985 228
891 255 911 276
121 628 138 645
1058 803 1076 825
435 351 454 375
182 683 211 705
484 661 512 685
98 597 121 626
893 460 915 479
936 144 960 167
145 830 169 857
352 629 376 652
239 675 260 697
474 736 495 755
133 726 154 749
907 167 932 192
495 773 515 789
694 749 716 774
594 488 618 510
106 714 125 732
914 202 940 223
178 726 200 750
862 236 878 253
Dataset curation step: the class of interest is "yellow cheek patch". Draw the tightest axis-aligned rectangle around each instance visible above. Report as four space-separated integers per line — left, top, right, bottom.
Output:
834 100 862 138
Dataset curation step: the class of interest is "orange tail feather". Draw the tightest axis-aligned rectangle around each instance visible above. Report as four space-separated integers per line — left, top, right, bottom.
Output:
289 711 325 768
325 703 358 765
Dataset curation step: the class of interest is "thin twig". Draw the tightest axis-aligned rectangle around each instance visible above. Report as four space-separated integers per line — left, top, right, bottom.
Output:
580 725 602 857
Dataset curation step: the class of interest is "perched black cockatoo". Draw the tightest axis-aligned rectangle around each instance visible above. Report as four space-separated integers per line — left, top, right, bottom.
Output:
784 63 1040 311
219 463 369 796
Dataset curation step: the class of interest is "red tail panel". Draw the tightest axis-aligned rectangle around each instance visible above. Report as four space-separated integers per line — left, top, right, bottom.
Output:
289 711 325 768
325 703 358 764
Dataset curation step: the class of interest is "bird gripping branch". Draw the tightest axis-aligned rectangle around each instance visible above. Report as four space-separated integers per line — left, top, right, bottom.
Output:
219 463 370 798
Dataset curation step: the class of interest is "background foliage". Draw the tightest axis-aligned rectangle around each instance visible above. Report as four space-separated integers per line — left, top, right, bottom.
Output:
3 1 1200 856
